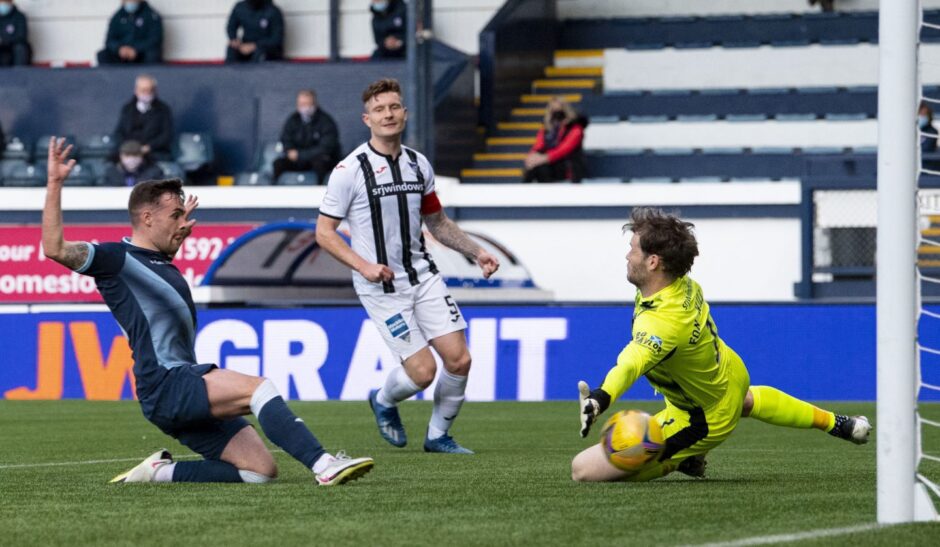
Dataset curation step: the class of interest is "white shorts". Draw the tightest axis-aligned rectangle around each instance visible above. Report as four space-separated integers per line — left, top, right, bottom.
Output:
359 274 468 360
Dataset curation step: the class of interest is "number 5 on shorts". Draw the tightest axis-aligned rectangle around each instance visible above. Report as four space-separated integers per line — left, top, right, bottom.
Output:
445 295 461 322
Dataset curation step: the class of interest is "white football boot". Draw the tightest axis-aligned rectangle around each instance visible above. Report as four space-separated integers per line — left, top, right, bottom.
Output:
110 449 173 483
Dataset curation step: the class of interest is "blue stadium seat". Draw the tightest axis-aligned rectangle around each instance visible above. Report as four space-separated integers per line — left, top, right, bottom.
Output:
3 163 43 187
157 161 185 180
61 163 96 186
0 158 27 179
81 157 110 185
257 141 283 181
276 171 318 186
234 172 272 186
81 134 116 159
2 137 30 161
175 132 214 173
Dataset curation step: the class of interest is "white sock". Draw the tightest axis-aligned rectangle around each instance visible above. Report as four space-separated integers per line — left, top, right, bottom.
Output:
311 452 334 474
377 367 421 407
238 470 272 484
153 462 176 482
428 369 468 440
249 378 281 416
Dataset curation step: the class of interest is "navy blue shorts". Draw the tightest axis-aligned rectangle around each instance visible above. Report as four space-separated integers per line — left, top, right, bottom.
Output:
141 363 250 461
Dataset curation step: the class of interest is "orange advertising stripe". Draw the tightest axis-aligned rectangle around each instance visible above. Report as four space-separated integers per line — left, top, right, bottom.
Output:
71 322 137 401
4 322 65 400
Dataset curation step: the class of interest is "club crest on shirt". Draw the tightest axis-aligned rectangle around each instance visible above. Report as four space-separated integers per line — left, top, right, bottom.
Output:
634 331 663 354
385 313 410 343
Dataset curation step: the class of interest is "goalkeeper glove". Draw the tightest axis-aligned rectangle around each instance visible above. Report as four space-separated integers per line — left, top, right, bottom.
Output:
577 381 611 438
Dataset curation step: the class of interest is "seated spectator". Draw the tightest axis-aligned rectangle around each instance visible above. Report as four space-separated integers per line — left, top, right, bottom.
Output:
97 1 163 65
114 74 174 161
103 140 164 186
523 97 588 183
370 0 406 60
226 0 284 63
0 0 31 67
273 89 341 184
921 101 938 154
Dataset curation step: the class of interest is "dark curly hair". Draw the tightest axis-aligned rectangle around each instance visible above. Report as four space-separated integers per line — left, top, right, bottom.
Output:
624 207 699 278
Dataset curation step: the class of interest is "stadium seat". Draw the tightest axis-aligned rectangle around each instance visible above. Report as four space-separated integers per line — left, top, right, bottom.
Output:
175 132 214 173
1 137 30 161
276 171 319 185
257 141 284 181
61 163 96 186
81 157 110 185
157 161 186 181
0 158 27 179
3 163 43 187
234 172 271 186
81 134 116 159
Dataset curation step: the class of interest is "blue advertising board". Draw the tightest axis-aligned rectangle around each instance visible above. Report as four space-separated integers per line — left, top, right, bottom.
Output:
1 303 933 402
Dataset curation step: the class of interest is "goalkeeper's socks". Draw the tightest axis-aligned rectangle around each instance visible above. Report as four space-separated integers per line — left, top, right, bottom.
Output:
747 385 835 431
165 461 243 483
377 366 421 407
428 369 467 440
250 379 325 469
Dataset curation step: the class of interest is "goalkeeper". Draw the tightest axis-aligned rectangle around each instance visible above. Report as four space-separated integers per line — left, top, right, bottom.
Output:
571 207 871 482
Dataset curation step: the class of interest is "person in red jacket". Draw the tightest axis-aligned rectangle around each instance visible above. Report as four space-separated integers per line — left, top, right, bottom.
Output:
523 97 588 183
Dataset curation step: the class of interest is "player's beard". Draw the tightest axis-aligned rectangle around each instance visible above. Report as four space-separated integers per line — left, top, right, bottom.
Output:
626 261 645 288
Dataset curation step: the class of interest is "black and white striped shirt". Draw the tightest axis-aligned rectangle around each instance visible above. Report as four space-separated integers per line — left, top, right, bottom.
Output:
320 142 440 295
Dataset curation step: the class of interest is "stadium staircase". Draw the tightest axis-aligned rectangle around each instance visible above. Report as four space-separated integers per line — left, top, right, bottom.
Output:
460 50 603 184
464 9 940 185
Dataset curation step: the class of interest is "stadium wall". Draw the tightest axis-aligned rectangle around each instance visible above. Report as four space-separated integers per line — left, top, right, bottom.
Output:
0 303 903 403
21 0 503 63
0 182 803 301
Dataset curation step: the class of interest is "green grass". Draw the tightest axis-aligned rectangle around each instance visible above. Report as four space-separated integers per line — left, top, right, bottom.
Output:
0 400 938 546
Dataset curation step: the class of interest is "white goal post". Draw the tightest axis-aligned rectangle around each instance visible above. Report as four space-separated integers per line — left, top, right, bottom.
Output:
877 0 939 523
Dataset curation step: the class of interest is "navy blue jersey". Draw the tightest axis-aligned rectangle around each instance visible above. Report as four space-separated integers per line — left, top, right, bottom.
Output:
76 239 197 402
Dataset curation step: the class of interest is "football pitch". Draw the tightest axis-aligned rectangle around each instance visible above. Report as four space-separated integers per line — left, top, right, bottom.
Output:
1 400 939 546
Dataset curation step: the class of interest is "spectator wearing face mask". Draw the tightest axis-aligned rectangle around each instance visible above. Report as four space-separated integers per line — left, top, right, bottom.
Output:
523 97 588 183
920 101 938 154
226 0 284 63
114 74 174 162
97 1 163 65
370 0 406 60
272 89 341 184
0 0 30 66
103 140 165 187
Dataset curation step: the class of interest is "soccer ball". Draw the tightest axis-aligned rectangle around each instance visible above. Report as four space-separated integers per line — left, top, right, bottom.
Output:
600 409 665 472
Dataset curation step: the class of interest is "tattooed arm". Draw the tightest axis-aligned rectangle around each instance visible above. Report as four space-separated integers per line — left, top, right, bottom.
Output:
423 211 500 278
42 137 90 271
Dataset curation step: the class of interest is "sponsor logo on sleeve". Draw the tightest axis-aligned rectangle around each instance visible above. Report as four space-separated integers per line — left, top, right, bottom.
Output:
634 330 663 354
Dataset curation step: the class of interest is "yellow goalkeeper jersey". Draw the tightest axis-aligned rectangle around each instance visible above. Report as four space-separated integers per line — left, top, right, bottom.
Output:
600 275 739 411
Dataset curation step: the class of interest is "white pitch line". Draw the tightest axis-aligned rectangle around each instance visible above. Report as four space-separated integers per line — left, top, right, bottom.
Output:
0 454 201 470
684 523 883 547
0 449 284 470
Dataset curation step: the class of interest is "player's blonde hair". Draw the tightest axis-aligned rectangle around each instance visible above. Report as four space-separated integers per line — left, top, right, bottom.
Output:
625 208 699 278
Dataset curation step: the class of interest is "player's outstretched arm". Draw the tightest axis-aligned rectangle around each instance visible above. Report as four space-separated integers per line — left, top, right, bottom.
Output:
315 214 393 283
42 136 88 270
423 211 500 278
